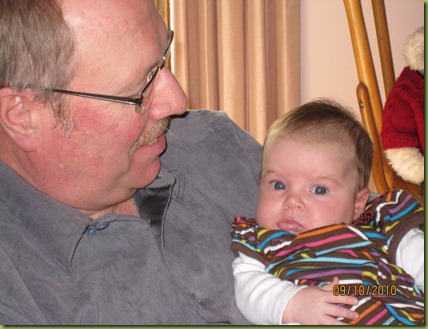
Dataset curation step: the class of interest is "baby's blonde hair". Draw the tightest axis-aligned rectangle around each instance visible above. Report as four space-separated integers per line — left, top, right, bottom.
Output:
264 98 373 191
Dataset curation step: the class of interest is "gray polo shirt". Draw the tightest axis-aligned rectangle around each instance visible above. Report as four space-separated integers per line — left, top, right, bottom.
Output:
0 110 262 325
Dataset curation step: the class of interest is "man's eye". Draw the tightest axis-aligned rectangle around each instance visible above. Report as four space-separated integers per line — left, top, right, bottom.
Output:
273 181 286 190
147 69 157 82
313 186 328 195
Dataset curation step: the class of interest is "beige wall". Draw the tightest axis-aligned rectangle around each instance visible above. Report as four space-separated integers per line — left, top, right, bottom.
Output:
301 0 424 118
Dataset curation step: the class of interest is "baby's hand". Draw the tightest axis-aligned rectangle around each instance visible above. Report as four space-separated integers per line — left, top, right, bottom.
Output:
283 277 359 325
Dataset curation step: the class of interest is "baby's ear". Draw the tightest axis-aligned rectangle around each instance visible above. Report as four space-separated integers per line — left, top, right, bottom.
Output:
0 87 42 151
354 188 370 219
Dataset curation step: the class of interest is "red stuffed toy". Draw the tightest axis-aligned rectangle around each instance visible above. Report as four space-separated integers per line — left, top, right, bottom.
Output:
381 26 424 185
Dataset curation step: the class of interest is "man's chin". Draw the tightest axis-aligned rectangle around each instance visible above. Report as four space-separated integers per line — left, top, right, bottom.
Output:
132 158 162 190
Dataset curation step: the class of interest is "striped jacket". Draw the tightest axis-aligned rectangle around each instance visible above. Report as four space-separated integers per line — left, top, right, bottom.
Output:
231 190 424 325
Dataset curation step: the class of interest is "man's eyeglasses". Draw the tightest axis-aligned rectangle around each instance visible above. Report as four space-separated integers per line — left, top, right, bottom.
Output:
47 29 174 114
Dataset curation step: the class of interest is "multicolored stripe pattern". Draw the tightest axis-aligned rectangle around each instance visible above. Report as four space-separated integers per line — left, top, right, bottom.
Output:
231 190 424 325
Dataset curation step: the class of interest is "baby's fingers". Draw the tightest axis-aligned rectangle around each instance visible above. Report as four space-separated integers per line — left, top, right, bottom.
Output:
316 304 359 326
330 294 359 306
321 277 340 291
328 303 359 322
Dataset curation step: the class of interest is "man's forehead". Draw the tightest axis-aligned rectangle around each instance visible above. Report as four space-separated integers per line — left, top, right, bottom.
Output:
62 0 166 54
60 0 168 94
62 0 153 33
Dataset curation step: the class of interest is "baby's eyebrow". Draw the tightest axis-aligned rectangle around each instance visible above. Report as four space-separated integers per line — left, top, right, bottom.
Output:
313 175 341 186
260 170 279 178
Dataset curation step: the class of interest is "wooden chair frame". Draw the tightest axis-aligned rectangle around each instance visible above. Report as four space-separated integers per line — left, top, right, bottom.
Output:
343 0 424 206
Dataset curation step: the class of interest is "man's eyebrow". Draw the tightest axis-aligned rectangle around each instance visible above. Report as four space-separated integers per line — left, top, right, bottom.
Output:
120 30 170 95
134 66 151 87
118 61 153 96
115 69 145 96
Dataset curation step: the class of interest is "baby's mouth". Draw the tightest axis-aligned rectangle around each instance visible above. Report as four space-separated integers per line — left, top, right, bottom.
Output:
277 219 303 234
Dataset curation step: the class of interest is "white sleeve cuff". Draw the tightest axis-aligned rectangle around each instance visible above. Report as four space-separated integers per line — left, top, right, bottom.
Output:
395 227 424 291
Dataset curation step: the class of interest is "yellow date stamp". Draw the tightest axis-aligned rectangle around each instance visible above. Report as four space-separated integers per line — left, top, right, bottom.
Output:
333 284 397 297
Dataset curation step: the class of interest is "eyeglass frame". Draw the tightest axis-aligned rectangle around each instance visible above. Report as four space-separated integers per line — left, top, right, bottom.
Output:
46 29 174 114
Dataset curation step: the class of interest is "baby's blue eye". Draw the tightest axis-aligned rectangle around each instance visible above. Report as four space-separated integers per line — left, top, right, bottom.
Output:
273 181 286 190
314 186 328 195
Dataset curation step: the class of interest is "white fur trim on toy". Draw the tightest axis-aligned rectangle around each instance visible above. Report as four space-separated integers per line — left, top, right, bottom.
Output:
385 147 424 185
403 26 424 73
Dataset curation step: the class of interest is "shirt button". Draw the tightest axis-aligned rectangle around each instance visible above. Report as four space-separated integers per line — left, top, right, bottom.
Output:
95 220 109 231
191 293 202 304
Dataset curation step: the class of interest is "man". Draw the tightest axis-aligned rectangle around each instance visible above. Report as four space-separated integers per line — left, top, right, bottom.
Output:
0 0 261 324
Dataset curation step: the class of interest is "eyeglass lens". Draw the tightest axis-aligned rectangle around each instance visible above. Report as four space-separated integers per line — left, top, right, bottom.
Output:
137 32 173 114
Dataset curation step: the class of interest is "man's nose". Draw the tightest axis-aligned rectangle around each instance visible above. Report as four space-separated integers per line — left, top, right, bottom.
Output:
148 68 188 120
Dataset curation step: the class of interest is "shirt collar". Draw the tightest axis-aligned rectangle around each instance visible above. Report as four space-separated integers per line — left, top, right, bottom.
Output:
0 161 93 272
0 161 179 272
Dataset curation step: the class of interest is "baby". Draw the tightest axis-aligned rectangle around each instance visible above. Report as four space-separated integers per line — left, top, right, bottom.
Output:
231 99 424 325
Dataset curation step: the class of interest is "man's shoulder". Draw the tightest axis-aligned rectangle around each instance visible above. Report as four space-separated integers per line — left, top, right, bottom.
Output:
161 108 262 216
168 109 238 142
166 109 261 154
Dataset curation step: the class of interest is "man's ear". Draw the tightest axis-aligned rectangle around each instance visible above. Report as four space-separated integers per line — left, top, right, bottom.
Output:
353 187 371 220
0 87 40 151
